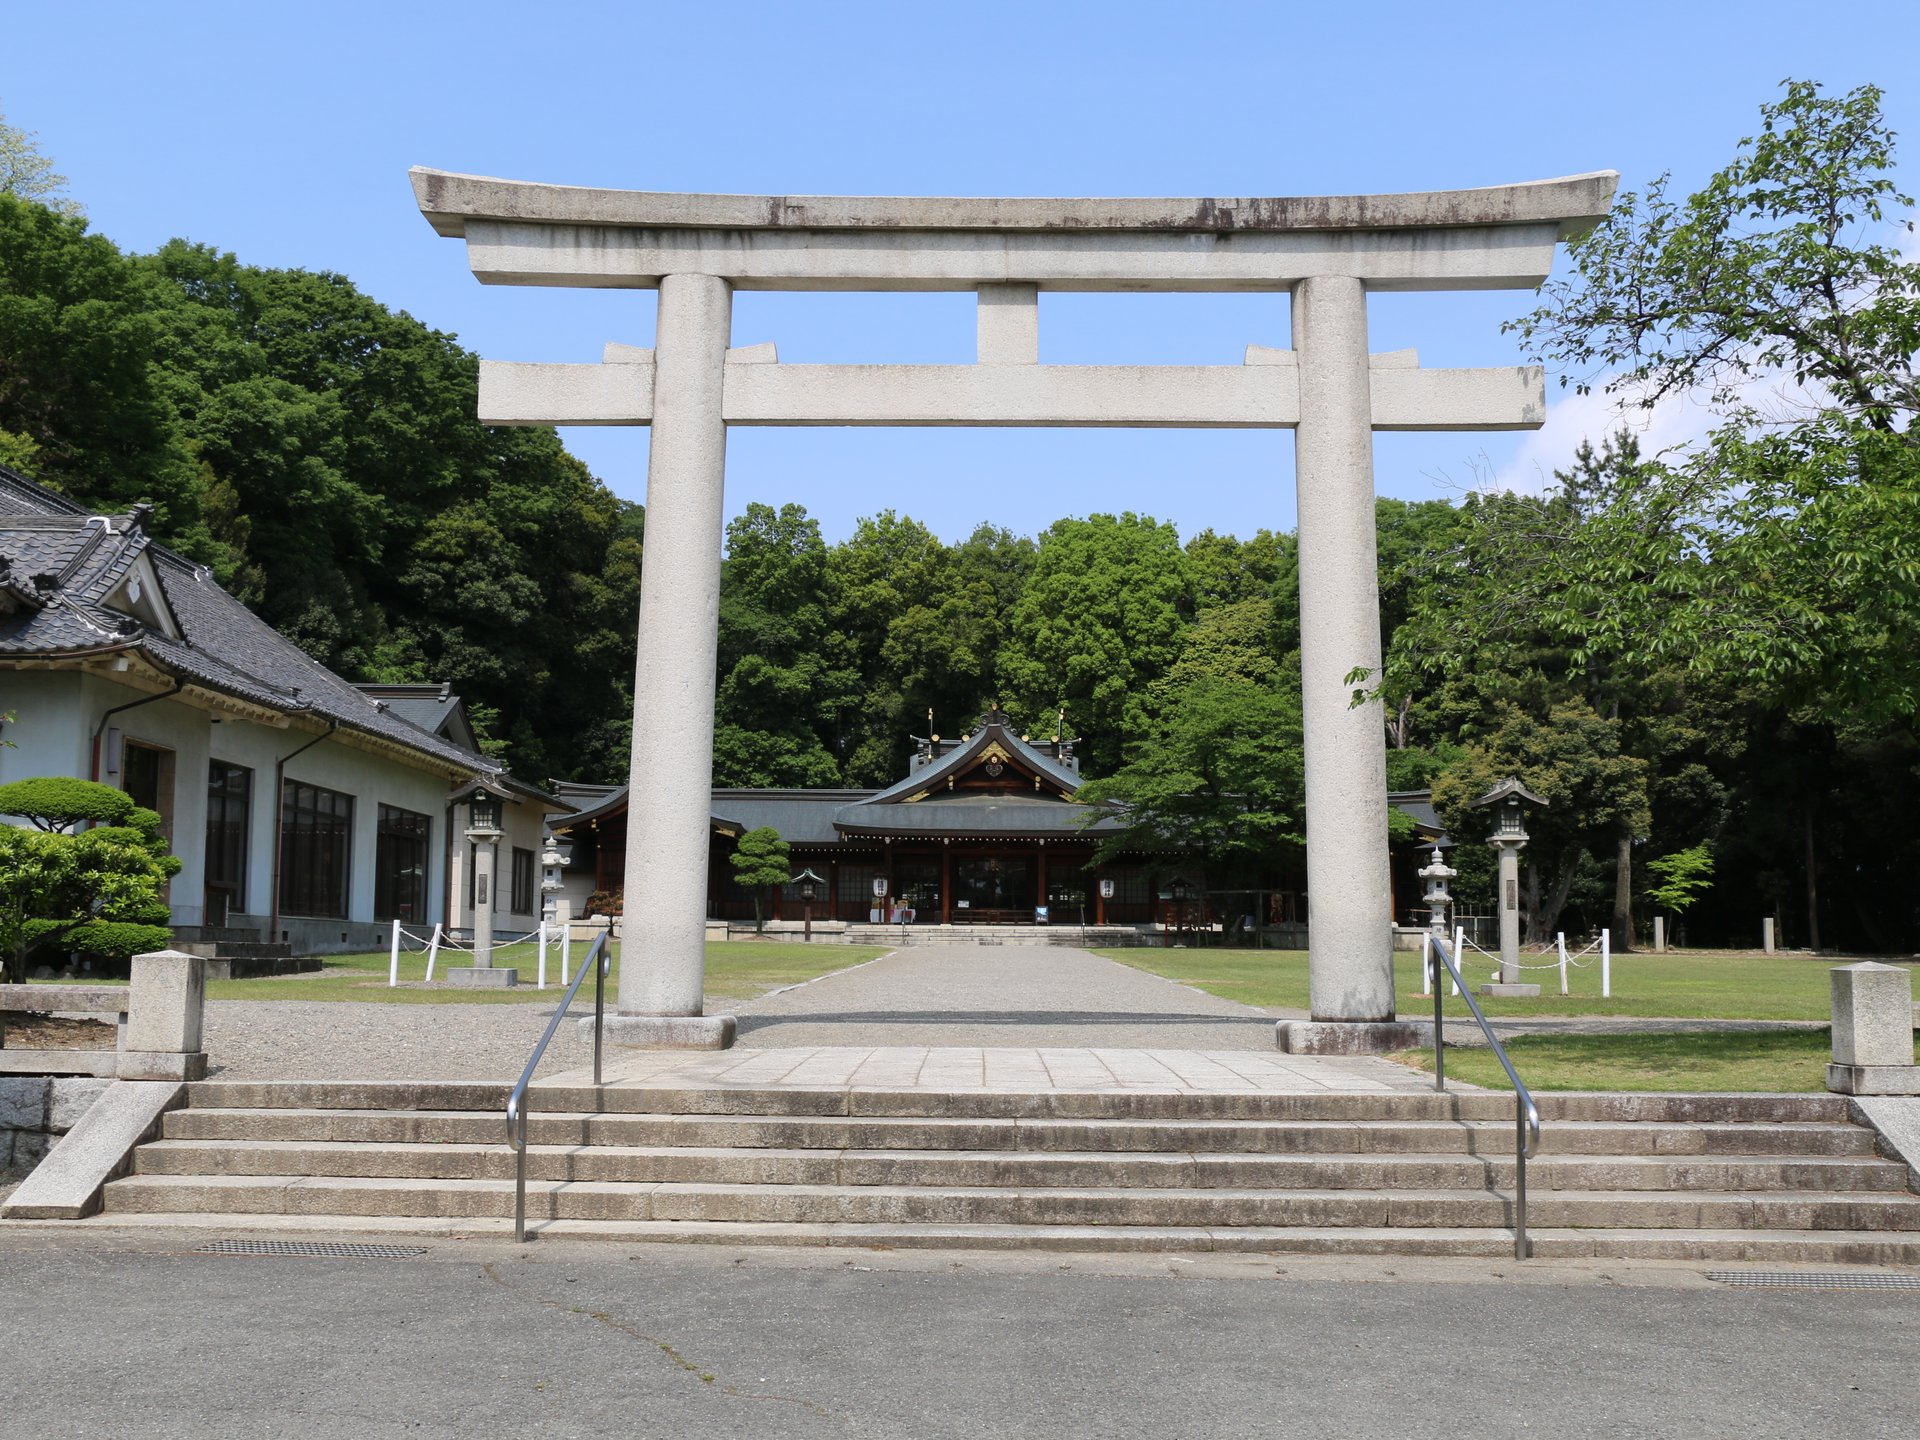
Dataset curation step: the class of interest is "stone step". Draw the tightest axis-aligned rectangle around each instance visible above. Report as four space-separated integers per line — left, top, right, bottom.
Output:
100 1174 1920 1231
178 1081 1851 1126
64 1211 1920 1263
131 1139 1911 1194
160 1107 1882 1158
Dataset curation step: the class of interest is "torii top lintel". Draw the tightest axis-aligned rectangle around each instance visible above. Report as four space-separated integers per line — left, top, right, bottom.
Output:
410 167 1618 293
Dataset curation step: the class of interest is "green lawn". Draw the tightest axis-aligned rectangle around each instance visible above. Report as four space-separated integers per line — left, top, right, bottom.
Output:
28 941 885 1006
1094 946 1906 1021
1390 1030 1837 1092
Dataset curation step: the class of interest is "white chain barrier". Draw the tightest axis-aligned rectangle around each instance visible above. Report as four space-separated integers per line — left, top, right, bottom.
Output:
1420 927 1612 998
387 920 551 986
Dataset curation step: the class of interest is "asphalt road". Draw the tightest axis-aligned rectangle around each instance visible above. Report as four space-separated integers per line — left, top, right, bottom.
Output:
2 1233 1912 1439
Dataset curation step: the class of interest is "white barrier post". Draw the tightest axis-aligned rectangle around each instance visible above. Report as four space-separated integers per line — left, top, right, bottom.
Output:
1557 932 1569 996
425 924 442 983
537 922 549 990
389 919 401 987
561 926 572 987
1601 928 1612 998
1450 925 1464 997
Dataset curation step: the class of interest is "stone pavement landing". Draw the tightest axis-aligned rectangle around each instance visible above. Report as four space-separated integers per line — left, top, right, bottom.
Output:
730 943 1293 1050
546 1045 1435 1095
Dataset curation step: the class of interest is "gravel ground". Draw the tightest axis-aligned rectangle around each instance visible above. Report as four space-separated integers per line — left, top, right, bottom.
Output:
202 998 600 1082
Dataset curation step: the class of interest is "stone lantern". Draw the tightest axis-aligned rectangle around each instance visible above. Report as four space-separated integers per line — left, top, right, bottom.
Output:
1470 776 1547 996
449 779 516 988
541 830 573 931
1418 842 1456 937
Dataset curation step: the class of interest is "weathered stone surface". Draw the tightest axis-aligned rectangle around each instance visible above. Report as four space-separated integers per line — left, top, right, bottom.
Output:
1477 983 1543 999
1 1080 182 1220
598 1014 737 1051
47 1078 111 1133
1275 1020 1432 1056
0 1077 50 1131
125 950 205 1054
413 167 1621 241
1830 963 1916 1069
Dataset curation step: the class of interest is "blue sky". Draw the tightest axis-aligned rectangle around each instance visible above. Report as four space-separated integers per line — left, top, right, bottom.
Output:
6 1 1916 543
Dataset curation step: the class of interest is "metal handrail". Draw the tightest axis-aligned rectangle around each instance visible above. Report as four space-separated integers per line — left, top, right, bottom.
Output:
505 929 610 1242
1426 932 1542 1260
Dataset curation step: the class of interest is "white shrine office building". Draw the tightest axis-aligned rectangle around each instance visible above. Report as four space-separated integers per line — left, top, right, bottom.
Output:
0 466 560 957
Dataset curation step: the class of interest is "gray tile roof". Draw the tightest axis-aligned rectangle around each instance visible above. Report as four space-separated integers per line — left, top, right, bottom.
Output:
834 795 1124 838
0 465 499 777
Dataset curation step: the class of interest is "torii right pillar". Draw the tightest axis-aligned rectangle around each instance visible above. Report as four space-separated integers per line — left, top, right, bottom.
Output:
1276 274 1414 1055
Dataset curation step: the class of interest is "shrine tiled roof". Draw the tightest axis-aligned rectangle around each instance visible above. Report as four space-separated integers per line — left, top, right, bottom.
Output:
0 465 499 778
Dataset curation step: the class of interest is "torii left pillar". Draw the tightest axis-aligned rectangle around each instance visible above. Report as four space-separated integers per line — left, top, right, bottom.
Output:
602 273 738 1050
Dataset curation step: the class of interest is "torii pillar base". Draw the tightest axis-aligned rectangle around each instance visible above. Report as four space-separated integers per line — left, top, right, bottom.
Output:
594 1014 737 1051
1276 1020 1432 1056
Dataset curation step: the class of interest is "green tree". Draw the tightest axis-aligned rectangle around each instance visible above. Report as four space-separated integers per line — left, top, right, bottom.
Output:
1507 80 1920 724
998 513 1194 774
1430 700 1650 942
0 196 205 540
1076 676 1305 887
0 778 179 986
713 502 850 786
1646 843 1715 923
0 108 82 218
726 826 792 935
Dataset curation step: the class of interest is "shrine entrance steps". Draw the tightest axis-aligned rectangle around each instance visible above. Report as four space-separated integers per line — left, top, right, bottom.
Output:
92 1080 1920 1262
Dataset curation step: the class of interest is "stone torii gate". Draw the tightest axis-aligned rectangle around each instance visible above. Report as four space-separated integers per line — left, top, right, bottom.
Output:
412 167 1616 1053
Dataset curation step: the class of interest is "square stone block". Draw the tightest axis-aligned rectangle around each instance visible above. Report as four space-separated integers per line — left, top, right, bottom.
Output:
1830 963 1916 1068
1477 983 1542 998
447 967 519 988
117 1051 208 1082
1827 1064 1920 1097
126 950 205 1053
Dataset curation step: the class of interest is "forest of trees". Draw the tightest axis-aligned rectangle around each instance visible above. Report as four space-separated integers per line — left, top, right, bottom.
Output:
3 83 1916 953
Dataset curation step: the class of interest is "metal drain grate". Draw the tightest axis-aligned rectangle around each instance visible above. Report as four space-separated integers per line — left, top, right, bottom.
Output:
1706 1270 1920 1290
194 1240 428 1260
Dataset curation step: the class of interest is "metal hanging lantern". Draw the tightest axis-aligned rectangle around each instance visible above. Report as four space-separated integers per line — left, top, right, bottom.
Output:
467 793 503 834
791 867 826 903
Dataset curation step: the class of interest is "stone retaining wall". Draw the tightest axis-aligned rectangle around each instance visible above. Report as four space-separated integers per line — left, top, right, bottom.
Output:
0 1077 111 1178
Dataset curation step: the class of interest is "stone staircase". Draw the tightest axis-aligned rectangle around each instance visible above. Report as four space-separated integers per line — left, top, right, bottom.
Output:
168 927 314 980
91 1081 1920 1261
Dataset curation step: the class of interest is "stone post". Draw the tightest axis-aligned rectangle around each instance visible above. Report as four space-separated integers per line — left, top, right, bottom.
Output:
1496 841 1523 984
473 839 497 971
1826 962 1920 1095
1763 916 1775 954
120 949 207 1081
610 272 737 1050
1652 915 1666 953
1277 276 1415 1056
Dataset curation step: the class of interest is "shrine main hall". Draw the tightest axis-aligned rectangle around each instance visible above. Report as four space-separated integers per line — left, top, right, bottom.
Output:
554 707 1440 939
